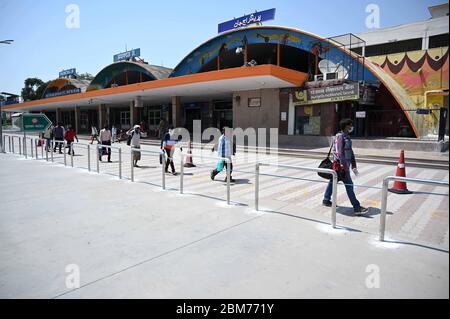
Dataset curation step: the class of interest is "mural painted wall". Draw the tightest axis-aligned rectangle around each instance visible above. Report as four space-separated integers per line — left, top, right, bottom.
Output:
368 47 449 137
170 26 378 84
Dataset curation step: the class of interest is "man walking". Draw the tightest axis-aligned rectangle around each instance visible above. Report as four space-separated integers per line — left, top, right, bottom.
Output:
99 124 112 162
53 122 65 154
323 118 368 215
111 125 117 143
210 127 235 183
64 125 78 155
127 125 142 167
43 124 53 152
161 125 179 175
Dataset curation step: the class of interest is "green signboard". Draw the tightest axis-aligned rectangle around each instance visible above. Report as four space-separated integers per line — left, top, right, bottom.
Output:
19 114 52 132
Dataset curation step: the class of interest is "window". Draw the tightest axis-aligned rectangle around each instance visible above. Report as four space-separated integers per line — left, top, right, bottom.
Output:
429 33 449 49
248 97 261 107
80 112 88 130
120 111 130 129
148 109 161 127
364 38 422 57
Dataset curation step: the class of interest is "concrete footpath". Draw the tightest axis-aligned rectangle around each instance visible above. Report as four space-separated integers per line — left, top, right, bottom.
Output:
0 152 448 299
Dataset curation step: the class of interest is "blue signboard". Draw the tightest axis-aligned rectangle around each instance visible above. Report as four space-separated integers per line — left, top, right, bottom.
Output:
59 68 77 78
44 88 81 98
114 48 141 62
218 8 276 33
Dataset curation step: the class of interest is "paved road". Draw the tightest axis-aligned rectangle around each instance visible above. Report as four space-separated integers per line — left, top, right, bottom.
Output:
0 136 448 298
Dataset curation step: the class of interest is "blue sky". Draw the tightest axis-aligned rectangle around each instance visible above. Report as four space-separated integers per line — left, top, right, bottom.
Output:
0 0 444 95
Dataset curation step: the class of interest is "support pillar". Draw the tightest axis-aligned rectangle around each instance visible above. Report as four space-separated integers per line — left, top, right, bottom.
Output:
171 96 182 127
130 101 138 127
98 104 106 129
56 108 61 124
74 106 80 134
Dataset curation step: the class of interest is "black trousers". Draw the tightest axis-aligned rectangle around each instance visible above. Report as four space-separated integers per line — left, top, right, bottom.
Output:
164 149 175 173
54 138 63 152
66 140 75 155
100 141 111 161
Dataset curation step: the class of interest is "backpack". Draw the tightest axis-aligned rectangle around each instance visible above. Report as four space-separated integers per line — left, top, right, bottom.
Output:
127 132 134 146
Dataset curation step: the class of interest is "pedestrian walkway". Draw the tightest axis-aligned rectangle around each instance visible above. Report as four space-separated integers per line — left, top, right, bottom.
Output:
0 149 449 298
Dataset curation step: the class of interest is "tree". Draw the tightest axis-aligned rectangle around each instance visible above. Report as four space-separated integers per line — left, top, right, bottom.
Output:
77 72 94 81
21 78 48 101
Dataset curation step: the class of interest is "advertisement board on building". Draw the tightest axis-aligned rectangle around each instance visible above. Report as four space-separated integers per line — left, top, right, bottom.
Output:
294 83 359 105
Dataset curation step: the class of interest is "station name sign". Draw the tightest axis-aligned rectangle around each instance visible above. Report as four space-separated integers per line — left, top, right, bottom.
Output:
59 68 76 78
218 8 276 33
114 48 141 62
294 83 360 105
44 88 81 99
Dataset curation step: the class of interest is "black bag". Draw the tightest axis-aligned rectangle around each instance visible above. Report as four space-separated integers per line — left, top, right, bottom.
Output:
318 142 334 180
126 132 134 146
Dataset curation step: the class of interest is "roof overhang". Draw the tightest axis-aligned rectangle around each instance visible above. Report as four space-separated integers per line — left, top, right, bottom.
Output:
5 65 307 112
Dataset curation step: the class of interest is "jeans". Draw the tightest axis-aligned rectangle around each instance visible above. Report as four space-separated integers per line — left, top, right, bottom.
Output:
324 169 360 209
164 149 175 173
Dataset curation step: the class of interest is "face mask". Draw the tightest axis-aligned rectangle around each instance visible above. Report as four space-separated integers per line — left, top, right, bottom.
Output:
348 127 354 133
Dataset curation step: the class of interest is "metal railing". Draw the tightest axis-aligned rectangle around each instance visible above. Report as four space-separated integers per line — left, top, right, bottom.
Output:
69 142 92 171
95 143 122 179
49 139 68 166
180 153 232 204
130 148 165 188
379 176 449 241
255 162 338 228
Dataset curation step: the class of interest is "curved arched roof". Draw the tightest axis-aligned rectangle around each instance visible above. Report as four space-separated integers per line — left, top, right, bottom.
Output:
170 25 419 137
87 61 172 91
42 78 90 99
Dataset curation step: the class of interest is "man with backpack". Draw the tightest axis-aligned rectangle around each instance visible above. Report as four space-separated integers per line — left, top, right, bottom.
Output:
322 118 368 216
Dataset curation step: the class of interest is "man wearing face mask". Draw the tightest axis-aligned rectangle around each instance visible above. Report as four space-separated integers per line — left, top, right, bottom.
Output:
161 125 178 175
210 127 235 183
323 118 368 215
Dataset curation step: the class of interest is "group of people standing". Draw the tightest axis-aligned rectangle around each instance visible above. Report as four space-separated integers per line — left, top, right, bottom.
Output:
43 123 78 155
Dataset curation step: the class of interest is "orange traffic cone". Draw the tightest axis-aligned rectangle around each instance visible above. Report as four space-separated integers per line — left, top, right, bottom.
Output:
389 150 413 194
184 140 196 168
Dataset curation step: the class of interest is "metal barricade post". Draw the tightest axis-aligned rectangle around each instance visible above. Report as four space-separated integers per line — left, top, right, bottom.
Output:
70 144 74 167
95 143 122 178
50 143 54 162
180 154 231 205
130 148 165 188
87 144 91 172
379 176 449 241
255 162 338 228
